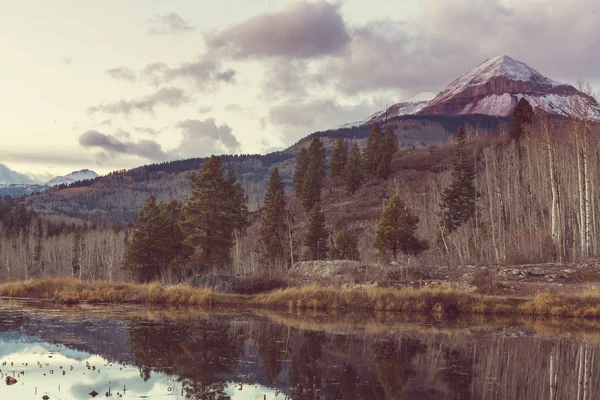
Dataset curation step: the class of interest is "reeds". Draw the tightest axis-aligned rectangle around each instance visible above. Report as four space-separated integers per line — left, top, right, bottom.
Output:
4 278 600 320
0 277 214 306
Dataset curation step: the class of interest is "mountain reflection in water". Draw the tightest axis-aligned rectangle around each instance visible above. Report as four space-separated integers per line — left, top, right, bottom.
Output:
0 301 599 399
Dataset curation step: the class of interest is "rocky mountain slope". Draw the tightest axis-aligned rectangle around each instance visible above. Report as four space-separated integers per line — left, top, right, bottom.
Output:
349 55 600 127
419 55 600 117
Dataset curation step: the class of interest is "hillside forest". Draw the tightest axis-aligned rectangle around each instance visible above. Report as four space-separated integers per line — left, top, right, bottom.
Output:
0 97 599 283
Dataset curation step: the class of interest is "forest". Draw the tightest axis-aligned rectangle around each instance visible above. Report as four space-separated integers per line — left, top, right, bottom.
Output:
1 97 599 285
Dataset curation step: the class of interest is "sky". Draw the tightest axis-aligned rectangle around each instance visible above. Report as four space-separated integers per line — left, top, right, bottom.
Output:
1 0 599 180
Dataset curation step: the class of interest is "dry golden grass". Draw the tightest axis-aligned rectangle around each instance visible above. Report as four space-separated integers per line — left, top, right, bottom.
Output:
519 290 600 318
0 277 215 306
4 278 600 320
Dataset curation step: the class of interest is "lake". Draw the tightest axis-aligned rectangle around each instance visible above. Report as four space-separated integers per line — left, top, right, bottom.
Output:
0 300 598 399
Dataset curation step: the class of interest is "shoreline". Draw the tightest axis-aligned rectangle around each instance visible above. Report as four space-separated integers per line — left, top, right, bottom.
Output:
1 277 600 319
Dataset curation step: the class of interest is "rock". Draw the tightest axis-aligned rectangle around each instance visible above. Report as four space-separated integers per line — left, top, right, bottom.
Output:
563 269 576 274
5 376 17 385
289 260 368 284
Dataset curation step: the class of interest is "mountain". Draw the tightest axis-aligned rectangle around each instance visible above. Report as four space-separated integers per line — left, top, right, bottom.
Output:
0 163 36 184
419 55 600 117
46 169 99 187
345 55 600 128
338 92 436 129
25 55 593 223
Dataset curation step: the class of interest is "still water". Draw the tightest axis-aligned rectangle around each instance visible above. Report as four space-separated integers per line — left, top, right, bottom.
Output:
0 300 598 400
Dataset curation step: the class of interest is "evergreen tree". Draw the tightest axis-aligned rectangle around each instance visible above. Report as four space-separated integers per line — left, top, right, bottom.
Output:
344 142 364 194
263 168 285 209
157 199 190 277
376 125 399 179
125 194 164 282
293 148 309 195
125 196 187 282
329 228 360 260
510 98 534 141
225 169 250 235
374 194 427 260
178 156 248 274
300 137 327 211
329 134 348 184
363 122 384 175
259 169 288 267
305 202 329 260
440 127 477 232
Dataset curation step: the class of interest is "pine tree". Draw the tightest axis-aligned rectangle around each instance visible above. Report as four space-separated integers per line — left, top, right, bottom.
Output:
300 137 327 211
157 199 190 277
305 202 329 260
510 98 534 141
329 228 360 260
376 125 399 179
329 134 348 184
363 122 384 174
178 156 248 274
344 142 364 193
374 194 427 260
263 168 285 210
259 169 288 267
225 169 250 235
440 127 477 232
125 194 164 282
293 148 309 195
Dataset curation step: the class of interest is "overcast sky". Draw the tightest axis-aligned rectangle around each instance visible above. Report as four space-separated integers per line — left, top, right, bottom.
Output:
1 0 598 179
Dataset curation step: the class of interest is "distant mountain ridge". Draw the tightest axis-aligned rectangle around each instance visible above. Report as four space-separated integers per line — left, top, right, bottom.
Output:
0 168 99 196
46 169 99 187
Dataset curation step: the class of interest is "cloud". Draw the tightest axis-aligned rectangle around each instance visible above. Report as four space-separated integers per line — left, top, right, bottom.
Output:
78 118 240 162
268 98 376 141
321 0 600 94
142 59 235 89
198 106 213 114
176 119 241 158
59 56 72 65
106 67 136 82
225 104 243 113
146 12 194 35
205 1 350 59
260 59 326 100
79 130 169 161
134 126 162 136
87 87 189 115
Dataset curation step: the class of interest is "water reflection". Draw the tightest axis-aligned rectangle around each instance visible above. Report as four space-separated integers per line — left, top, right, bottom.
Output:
0 301 599 399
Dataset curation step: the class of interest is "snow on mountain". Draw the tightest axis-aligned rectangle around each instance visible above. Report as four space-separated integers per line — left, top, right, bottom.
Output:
46 169 99 187
337 93 435 129
419 55 600 118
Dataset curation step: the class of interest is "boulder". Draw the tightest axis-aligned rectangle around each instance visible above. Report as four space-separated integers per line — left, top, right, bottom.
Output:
289 260 369 284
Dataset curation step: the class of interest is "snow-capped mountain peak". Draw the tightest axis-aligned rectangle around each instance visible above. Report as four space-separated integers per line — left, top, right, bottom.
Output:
419 55 600 118
46 169 99 187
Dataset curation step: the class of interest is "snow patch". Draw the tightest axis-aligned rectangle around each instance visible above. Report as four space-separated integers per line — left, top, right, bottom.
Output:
46 169 99 187
430 55 562 106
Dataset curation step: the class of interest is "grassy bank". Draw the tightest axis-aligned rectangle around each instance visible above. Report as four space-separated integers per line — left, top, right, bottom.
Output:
3 278 600 319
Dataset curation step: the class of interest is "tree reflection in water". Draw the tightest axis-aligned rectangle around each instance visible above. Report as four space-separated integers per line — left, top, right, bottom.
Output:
126 318 241 399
